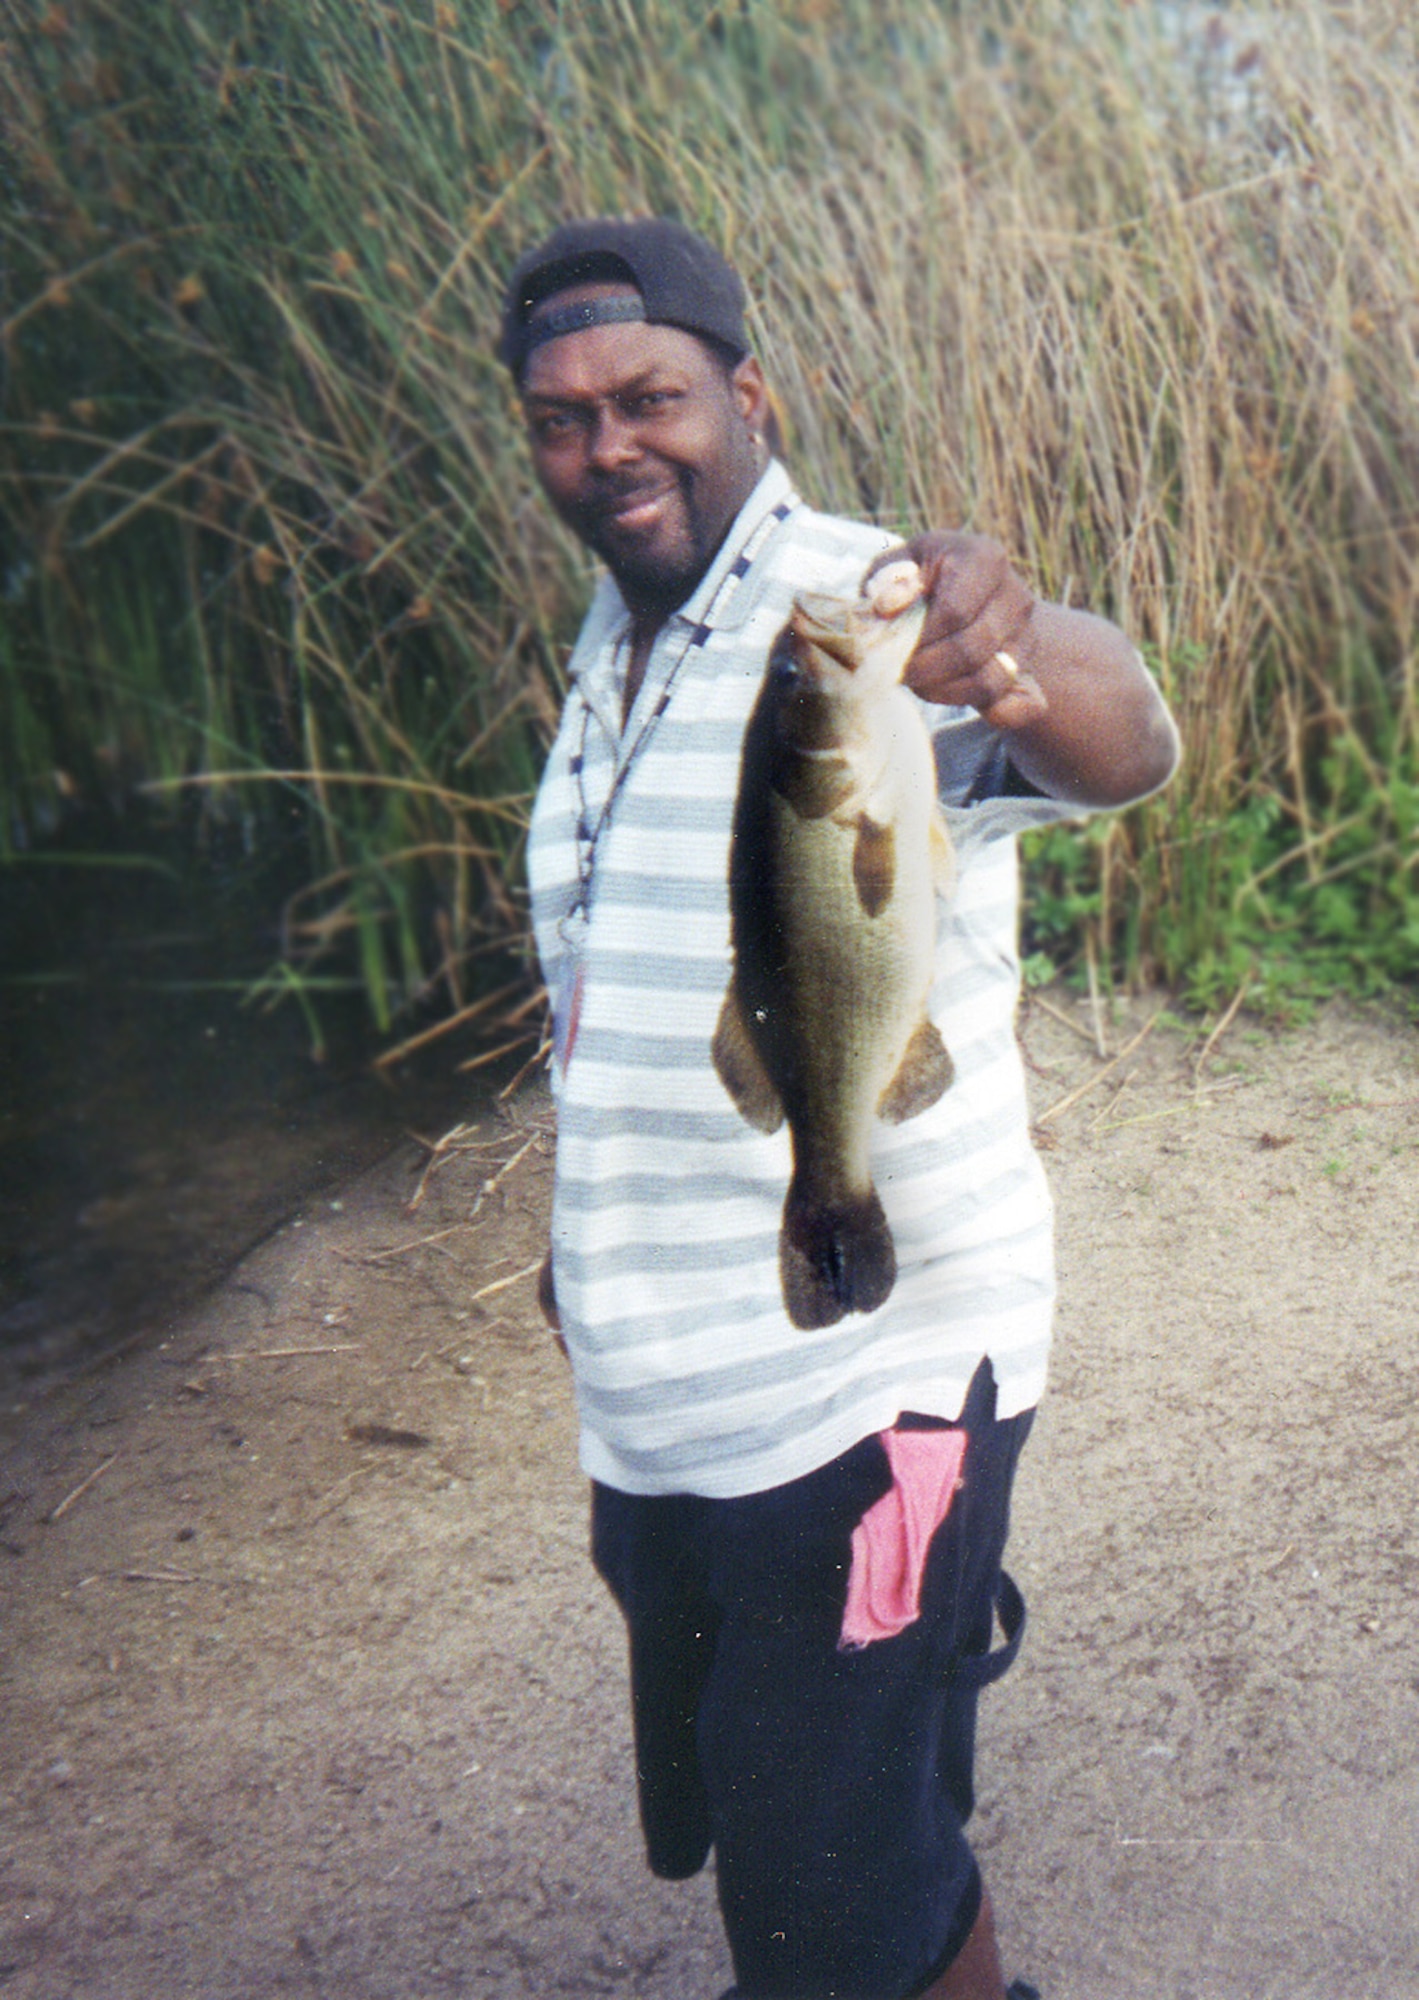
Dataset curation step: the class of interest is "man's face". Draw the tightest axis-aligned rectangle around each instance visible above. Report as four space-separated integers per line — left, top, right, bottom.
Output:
519 284 767 617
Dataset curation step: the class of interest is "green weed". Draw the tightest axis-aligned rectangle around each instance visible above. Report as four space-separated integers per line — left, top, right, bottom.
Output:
2 0 1417 1043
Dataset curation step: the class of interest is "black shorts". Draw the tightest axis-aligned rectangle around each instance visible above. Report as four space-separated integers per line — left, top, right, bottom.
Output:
591 1361 1033 2000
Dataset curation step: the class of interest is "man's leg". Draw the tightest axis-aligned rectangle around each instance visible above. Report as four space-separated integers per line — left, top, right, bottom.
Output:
591 1485 720 1881
723 1892 1026 2000
701 1375 1032 1999
915 1889 1005 2000
594 1363 1034 2000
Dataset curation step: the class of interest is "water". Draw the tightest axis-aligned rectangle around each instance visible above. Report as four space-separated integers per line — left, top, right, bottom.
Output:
0 828 486 1405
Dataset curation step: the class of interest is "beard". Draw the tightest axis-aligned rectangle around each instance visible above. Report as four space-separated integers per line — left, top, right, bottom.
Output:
574 470 710 612
559 434 759 616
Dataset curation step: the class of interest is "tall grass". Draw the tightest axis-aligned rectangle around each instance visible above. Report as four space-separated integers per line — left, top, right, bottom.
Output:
3 0 1417 1039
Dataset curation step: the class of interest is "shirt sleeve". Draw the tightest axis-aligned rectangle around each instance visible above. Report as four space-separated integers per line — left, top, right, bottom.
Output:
926 706 1093 850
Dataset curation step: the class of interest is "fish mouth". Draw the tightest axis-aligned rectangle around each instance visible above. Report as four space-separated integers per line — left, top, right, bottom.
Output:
789 593 867 669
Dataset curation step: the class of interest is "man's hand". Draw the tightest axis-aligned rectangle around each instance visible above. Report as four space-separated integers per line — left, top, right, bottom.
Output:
537 1245 568 1360
867 529 1181 808
866 531 1048 730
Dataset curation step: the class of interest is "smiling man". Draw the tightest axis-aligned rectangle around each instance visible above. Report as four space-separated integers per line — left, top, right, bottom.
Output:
498 217 1179 2000
520 286 762 626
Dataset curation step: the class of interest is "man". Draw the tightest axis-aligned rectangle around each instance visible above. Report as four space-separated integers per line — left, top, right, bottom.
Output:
498 217 1178 2000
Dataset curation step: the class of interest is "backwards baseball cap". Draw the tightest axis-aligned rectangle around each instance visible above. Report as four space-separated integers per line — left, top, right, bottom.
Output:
497 216 750 380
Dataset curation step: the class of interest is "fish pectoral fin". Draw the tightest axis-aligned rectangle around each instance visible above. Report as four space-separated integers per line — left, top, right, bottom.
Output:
851 813 896 918
712 984 784 1133
929 810 956 899
877 1016 954 1124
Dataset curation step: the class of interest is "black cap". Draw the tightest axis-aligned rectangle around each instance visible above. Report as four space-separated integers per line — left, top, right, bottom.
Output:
497 217 750 380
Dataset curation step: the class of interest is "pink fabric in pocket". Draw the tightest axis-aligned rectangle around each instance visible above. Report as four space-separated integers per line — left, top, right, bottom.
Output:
838 1427 968 1650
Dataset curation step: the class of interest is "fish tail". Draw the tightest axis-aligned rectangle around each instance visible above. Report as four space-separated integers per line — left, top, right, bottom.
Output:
779 1174 896 1330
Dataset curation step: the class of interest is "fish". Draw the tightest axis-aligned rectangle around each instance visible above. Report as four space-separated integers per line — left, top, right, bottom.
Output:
712 559 956 1331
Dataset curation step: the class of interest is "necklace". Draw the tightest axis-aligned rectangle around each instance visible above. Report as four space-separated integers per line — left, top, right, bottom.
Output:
566 494 798 920
550 493 798 1068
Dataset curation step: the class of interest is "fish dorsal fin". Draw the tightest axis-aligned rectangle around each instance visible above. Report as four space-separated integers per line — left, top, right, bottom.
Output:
851 814 896 917
929 809 956 899
712 984 784 1133
878 1016 954 1124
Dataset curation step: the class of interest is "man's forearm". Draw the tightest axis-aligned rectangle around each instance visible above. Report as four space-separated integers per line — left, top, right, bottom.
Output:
998 601 1181 809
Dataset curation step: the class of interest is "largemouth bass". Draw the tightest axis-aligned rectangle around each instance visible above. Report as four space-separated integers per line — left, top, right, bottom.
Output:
712 560 956 1331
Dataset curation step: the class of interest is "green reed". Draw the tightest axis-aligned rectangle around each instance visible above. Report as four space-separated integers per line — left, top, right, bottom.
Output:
2 0 1416 1042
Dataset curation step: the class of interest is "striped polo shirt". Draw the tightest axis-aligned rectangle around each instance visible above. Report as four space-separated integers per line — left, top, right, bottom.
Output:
528 460 1086 1499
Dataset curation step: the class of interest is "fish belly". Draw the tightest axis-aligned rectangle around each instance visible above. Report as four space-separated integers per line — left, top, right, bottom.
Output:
771 786 936 1189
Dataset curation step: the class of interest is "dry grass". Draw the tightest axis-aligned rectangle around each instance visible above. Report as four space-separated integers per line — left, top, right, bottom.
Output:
2 0 1416 1029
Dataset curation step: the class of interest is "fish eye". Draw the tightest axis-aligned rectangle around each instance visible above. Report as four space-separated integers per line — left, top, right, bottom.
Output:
769 641 801 684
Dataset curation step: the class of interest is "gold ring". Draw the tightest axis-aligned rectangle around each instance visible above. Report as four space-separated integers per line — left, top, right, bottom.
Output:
994 650 1020 680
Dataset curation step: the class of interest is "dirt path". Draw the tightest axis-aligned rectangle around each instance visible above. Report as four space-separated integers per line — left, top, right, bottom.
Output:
2 992 1417 2000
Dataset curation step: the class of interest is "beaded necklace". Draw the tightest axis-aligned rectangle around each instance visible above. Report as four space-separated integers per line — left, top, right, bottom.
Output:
565 494 798 923
550 493 798 1066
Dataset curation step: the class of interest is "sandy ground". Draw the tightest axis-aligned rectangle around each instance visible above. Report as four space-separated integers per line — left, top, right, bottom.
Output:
2 989 1417 2000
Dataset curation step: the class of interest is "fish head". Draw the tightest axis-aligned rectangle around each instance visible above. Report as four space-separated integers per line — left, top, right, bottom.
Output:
763 572 927 788
788 561 927 701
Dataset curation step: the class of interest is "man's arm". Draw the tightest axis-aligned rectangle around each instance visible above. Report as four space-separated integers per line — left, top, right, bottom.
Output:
868 531 1180 809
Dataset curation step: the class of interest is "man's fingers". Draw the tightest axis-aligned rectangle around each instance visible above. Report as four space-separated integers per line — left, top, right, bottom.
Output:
864 539 924 586
909 584 1032 690
867 533 998 630
981 673 1048 730
907 639 1047 724
870 532 1038 711
863 558 924 617
537 1247 562 1332
915 541 1005 633
926 563 1032 659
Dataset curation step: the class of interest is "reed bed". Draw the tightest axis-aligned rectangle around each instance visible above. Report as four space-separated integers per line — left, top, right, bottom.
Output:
3 0 1416 1044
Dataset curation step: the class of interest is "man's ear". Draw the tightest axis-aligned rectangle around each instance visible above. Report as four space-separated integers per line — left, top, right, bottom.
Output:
732 354 770 431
